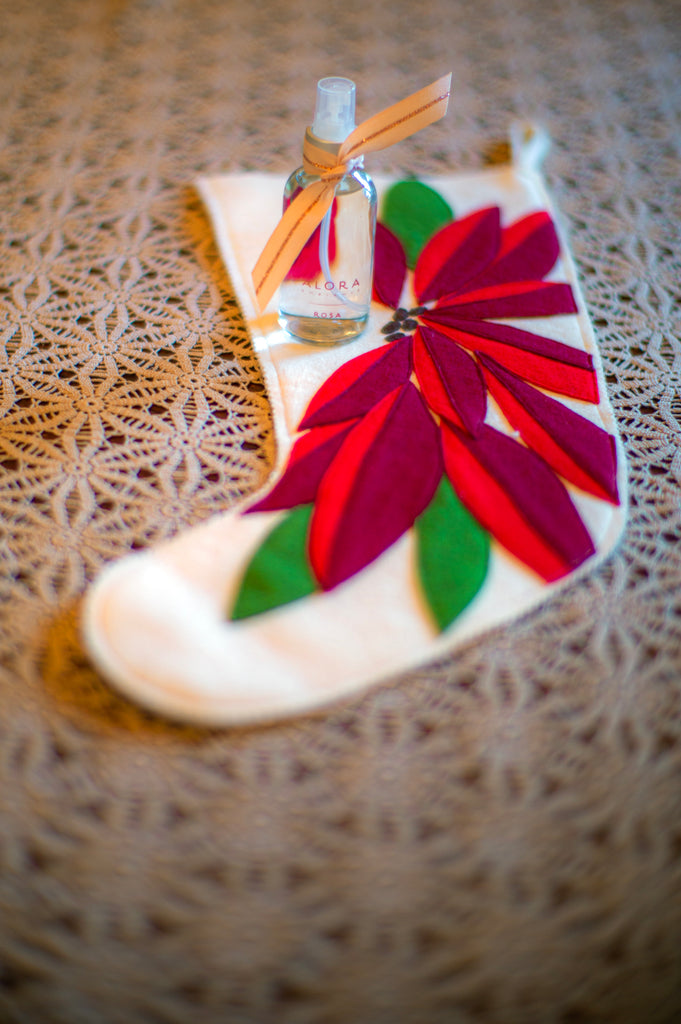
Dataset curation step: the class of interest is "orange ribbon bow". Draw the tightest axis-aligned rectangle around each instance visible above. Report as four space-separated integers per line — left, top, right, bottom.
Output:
252 72 452 312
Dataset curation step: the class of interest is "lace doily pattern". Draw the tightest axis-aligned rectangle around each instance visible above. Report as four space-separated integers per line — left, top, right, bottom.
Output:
1 1 681 1021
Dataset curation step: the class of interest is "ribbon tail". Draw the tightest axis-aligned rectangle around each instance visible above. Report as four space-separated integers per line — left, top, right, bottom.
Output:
341 72 452 162
252 179 336 313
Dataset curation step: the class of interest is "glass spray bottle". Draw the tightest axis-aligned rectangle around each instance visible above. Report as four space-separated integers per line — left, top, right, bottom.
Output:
278 77 377 345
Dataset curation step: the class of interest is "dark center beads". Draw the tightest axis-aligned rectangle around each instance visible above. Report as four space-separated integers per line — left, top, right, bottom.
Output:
380 306 428 340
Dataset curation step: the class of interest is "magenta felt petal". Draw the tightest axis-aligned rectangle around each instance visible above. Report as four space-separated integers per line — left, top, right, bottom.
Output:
415 207 501 305
248 420 354 512
310 382 442 590
465 212 561 291
439 281 579 319
300 337 413 430
373 223 407 308
285 193 338 281
414 325 487 434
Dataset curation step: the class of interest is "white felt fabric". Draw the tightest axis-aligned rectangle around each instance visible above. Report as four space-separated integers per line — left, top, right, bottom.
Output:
83 147 627 725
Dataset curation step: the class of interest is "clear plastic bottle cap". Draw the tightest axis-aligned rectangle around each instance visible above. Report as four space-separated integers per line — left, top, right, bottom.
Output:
311 77 356 143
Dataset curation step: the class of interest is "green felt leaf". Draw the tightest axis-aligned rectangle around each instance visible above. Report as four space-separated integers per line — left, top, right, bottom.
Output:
381 180 454 269
230 505 317 620
415 476 490 632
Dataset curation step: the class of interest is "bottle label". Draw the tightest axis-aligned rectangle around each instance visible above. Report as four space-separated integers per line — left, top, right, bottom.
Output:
302 279 361 292
289 279 363 318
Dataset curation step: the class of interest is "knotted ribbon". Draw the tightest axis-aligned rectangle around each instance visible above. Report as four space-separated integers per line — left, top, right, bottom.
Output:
251 72 452 312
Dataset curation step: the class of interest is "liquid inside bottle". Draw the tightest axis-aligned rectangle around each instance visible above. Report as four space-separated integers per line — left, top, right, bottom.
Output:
278 77 377 345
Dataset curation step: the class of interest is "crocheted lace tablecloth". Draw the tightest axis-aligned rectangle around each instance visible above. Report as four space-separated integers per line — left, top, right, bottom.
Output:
1 1 680 1021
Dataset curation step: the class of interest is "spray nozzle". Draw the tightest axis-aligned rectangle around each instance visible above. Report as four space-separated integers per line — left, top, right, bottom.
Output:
311 77 356 144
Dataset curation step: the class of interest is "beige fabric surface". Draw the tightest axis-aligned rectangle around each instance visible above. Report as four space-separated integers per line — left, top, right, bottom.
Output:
1 1 680 1022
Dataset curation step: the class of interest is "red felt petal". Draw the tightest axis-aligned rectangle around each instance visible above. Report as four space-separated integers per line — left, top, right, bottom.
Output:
248 420 354 513
373 223 407 308
437 280 578 319
421 314 599 402
441 422 596 581
480 356 619 503
310 382 442 590
467 211 561 291
414 207 501 305
413 326 486 434
300 337 413 430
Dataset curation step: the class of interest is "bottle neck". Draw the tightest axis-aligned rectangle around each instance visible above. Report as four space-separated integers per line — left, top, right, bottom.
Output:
304 128 343 157
302 128 364 179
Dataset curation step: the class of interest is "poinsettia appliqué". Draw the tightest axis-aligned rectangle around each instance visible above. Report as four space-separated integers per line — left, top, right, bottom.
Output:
230 180 619 628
